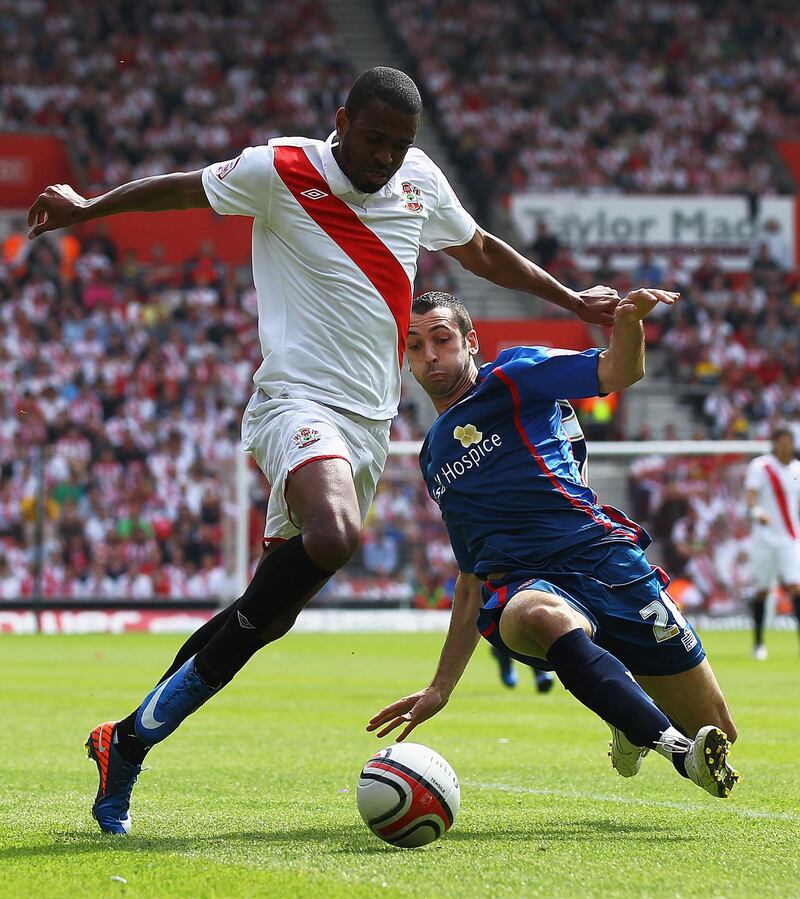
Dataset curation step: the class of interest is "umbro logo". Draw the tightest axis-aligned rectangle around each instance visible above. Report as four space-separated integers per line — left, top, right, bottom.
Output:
237 611 256 630
300 188 328 200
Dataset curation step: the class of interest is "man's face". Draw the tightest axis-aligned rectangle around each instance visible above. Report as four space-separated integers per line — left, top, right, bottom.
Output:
773 432 796 461
334 99 419 193
406 308 477 399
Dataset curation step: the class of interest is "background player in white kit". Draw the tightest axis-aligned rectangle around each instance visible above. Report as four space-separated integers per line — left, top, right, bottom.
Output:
27 67 619 834
744 427 800 659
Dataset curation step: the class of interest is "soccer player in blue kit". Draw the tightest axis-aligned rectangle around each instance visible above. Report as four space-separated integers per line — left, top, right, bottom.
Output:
369 290 740 797
490 399 586 695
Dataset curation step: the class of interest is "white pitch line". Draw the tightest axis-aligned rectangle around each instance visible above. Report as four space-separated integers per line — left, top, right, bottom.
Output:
465 781 800 823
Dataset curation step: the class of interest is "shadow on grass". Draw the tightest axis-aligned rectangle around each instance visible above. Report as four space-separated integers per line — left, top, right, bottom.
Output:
444 818 682 845
0 824 370 861
329 817 681 853
1 817 680 863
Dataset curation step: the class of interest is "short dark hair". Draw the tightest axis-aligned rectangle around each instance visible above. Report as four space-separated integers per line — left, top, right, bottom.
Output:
412 291 473 338
771 426 794 444
345 67 422 120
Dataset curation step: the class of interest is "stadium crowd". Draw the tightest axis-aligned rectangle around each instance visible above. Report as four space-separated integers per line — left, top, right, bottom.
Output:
646 245 800 441
0 0 353 191
2 224 794 610
0 225 459 602
1 1 798 612
382 0 798 217
4 1 797 213
628 452 753 614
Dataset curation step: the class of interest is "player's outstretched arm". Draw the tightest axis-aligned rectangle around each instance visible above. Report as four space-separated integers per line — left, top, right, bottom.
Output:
597 288 679 393
27 171 210 239
366 572 483 742
444 227 618 326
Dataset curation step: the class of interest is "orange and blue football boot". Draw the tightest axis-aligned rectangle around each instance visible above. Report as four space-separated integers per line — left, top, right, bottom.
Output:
85 721 141 835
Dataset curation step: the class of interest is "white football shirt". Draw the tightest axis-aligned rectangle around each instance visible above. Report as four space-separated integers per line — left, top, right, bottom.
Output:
744 453 800 541
202 133 477 420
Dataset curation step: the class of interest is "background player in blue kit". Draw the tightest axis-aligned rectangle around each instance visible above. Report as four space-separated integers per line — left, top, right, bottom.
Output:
369 290 740 798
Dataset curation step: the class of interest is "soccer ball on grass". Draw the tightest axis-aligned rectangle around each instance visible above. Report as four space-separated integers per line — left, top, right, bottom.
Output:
356 743 460 848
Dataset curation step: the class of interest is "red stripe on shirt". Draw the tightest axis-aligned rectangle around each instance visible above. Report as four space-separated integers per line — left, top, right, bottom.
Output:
599 503 643 543
273 145 412 365
764 463 797 539
493 367 612 533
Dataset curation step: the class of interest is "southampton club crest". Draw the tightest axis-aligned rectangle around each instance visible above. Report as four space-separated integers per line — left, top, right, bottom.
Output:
401 181 423 213
215 156 241 180
292 427 321 449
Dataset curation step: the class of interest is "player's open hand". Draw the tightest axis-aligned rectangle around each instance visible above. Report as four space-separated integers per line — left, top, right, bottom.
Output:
27 183 88 239
367 687 448 742
575 285 620 327
615 288 679 324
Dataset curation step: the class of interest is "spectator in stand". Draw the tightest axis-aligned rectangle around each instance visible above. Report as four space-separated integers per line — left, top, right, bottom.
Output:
754 217 791 271
752 243 782 290
0 555 23 599
593 252 617 286
528 220 560 271
361 523 402 578
664 254 693 291
631 250 664 287
548 245 585 292
184 240 224 294
692 252 725 292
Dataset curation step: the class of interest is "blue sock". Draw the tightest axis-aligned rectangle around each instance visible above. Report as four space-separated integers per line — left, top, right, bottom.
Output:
546 628 671 749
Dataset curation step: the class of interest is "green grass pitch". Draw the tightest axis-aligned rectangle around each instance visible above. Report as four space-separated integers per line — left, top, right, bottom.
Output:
1 629 799 898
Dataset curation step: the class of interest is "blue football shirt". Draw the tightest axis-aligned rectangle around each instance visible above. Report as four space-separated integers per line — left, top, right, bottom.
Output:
419 346 648 578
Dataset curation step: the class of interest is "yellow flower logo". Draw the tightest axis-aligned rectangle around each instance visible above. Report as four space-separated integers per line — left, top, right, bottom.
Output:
453 424 483 447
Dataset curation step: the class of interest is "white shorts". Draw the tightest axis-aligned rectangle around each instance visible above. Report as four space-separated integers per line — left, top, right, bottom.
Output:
749 535 800 591
242 390 391 543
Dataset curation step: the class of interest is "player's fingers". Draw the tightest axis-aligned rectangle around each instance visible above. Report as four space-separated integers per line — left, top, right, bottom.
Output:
28 221 51 239
29 218 54 239
27 200 40 228
626 288 657 304
395 718 419 742
654 290 679 304
366 713 397 731
367 698 415 729
374 713 411 739
28 204 51 239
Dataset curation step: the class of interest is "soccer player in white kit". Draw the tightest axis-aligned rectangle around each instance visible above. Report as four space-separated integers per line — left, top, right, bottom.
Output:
744 427 800 659
27 67 619 834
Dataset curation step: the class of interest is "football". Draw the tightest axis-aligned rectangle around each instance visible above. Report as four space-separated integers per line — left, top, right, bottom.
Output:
356 743 460 848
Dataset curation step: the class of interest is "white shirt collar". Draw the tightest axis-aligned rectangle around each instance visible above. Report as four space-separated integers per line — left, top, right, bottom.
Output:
321 132 402 201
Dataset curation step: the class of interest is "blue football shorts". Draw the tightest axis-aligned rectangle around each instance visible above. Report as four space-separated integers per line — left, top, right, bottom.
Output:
476 541 705 677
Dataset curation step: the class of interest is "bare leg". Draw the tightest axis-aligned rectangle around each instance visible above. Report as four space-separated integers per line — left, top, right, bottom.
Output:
498 590 680 752
498 589 592 657
635 659 737 742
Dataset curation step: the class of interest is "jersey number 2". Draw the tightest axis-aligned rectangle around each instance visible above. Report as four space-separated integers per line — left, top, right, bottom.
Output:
639 591 686 643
